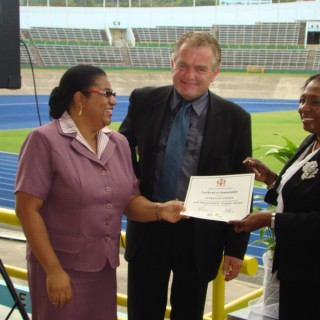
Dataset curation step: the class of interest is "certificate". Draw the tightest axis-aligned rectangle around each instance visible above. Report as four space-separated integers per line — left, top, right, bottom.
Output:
182 174 254 222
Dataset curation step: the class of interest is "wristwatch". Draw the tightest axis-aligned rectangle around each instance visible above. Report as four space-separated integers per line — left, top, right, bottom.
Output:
270 212 276 229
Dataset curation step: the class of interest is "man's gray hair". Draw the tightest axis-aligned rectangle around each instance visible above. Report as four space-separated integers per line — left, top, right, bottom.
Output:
172 31 222 71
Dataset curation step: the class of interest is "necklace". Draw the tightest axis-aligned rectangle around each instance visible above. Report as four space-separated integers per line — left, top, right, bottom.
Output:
312 140 319 153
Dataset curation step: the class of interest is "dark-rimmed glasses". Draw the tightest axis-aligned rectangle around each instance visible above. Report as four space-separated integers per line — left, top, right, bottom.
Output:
87 89 116 97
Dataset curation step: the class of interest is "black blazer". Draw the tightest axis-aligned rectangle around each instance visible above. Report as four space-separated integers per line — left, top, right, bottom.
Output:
119 85 252 282
266 134 320 283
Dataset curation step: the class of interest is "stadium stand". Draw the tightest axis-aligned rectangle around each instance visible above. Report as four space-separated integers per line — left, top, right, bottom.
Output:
29 27 106 43
20 44 38 65
313 50 320 71
36 44 123 67
221 48 309 70
132 26 211 44
128 47 171 68
19 22 319 71
217 22 302 45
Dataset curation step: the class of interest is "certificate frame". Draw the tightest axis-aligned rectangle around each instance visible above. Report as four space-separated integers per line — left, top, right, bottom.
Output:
182 173 254 222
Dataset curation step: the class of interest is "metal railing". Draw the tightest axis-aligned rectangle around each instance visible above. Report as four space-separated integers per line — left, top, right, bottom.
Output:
0 207 263 320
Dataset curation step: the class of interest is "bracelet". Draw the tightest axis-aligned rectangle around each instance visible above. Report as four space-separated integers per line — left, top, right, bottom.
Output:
270 212 276 229
267 180 276 190
155 202 162 221
267 174 278 190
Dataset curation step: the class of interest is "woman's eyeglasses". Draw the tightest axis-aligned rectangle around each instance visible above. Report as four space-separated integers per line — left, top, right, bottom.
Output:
87 89 116 97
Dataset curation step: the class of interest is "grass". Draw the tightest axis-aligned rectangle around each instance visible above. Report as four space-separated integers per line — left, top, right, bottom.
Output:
251 110 308 174
0 129 32 154
0 110 308 179
0 123 120 154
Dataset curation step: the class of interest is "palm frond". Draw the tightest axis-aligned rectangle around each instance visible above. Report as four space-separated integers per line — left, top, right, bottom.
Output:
254 134 298 164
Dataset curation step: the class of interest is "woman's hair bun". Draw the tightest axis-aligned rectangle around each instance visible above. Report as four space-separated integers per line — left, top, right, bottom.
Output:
49 86 67 119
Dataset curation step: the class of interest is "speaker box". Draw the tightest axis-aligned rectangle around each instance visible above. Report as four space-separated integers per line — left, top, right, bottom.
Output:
0 0 21 89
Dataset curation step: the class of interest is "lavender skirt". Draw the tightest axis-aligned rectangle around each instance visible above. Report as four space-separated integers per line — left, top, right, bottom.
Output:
28 260 117 320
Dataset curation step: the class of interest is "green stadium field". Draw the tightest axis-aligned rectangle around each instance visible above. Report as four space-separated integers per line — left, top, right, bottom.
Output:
0 110 308 175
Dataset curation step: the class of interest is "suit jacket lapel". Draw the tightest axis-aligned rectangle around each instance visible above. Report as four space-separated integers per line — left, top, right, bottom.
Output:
275 134 316 189
67 132 116 168
198 92 222 172
152 87 173 148
100 137 116 166
70 139 101 165
265 134 316 208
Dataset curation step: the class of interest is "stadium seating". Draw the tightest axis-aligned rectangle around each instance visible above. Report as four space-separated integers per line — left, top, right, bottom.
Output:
36 44 123 67
29 27 105 42
128 47 171 68
313 50 320 71
221 48 309 70
218 22 301 45
132 26 211 44
19 23 318 71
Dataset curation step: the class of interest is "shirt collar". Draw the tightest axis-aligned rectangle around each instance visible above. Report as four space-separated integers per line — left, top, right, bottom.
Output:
59 111 111 159
172 89 208 116
59 111 111 134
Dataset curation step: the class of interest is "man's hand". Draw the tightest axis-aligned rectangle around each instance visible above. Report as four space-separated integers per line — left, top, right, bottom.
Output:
223 256 243 282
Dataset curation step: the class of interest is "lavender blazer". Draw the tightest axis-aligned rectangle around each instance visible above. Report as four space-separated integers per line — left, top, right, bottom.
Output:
15 120 139 272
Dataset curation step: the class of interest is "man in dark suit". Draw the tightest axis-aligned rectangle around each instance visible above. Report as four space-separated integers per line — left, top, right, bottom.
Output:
119 31 252 320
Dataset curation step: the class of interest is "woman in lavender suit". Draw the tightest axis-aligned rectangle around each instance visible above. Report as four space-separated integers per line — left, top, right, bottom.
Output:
15 65 184 320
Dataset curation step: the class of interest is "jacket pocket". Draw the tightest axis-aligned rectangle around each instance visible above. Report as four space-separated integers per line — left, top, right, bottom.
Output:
49 233 86 253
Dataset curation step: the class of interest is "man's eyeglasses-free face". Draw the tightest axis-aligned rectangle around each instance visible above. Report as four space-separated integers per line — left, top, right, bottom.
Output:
87 89 116 97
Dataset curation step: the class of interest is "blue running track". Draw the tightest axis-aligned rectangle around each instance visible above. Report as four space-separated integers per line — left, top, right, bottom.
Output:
0 95 298 130
0 95 298 265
